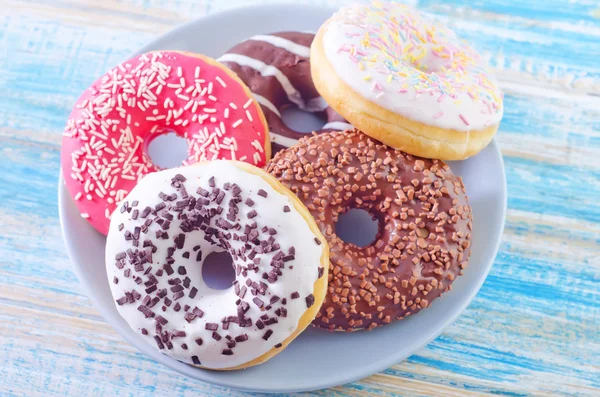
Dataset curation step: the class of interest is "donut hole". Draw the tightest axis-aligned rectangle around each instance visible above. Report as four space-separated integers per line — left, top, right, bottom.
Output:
281 107 325 133
201 250 236 290
147 131 188 169
335 208 380 247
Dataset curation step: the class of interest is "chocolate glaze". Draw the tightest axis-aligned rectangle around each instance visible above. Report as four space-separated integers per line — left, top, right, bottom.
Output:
267 130 473 331
220 32 349 155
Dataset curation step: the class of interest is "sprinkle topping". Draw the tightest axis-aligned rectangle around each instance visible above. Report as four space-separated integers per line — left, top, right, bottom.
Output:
267 130 472 331
62 51 268 234
322 1 503 131
106 162 324 368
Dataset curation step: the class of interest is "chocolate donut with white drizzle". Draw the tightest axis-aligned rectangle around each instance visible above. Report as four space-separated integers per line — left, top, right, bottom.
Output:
218 32 352 154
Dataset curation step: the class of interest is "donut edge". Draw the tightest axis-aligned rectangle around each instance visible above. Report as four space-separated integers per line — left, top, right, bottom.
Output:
187 160 330 370
310 21 498 161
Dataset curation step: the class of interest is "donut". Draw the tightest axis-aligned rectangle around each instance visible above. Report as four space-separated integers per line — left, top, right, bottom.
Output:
267 130 472 331
218 32 353 154
105 160 329 369
62 51 270 235
311 2 503 160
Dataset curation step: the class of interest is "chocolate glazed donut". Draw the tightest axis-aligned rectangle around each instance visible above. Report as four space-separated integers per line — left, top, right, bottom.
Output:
218 32 353 154
267 130 473 331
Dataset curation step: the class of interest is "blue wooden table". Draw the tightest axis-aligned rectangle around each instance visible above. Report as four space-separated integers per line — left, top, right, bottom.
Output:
1 1 599 396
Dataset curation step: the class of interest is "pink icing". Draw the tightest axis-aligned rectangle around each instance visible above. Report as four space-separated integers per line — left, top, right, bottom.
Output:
62 51 268 235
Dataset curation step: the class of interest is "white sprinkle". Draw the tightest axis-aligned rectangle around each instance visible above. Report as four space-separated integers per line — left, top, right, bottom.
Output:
194 66 200 79
86 194 93 201
74 192 82 200
251 139 264 153
203 108 217 114
80 213 90 219
239 155 247 161
224 108 229 119
229 102 237 109
243 98 253 109
177 66 182 77
253 152 261 165
208 95 217 102
215 76 226 88
207 82 213 94
245 110 253 122
232 119 243 128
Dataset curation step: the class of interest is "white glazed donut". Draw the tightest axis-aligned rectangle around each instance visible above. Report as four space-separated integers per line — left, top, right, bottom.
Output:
311 1 504 160
105 160 328 370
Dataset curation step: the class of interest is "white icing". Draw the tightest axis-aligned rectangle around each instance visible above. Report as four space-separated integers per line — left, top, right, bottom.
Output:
321 3 504 132
218 53 305 109
270 132 299 147
106 161 323 369
322 121 354 131
305 96 329 112
247 35 310 58
253 93 281 117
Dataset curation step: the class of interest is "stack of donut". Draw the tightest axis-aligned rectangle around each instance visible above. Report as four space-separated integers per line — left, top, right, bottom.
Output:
61 1 502 370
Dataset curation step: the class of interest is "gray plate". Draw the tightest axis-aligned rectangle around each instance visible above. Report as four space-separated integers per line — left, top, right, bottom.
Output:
58 3 507 393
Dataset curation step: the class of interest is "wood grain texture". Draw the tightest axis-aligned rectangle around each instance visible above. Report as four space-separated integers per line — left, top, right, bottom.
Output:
1 0 599 396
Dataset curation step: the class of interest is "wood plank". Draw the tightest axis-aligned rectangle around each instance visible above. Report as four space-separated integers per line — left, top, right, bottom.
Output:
1 0 599 396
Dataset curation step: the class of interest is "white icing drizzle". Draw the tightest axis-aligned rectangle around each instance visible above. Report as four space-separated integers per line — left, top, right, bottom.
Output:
322 121 354 131
106 162 323 369
252 93 281 117
218 53 305 109
269 132 300 147
305 96 329 112
247 35 310 58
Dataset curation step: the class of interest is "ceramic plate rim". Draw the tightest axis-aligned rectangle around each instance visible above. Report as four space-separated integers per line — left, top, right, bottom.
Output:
58 3 507 393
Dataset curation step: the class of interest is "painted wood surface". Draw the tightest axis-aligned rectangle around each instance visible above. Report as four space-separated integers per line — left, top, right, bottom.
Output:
1 0 599 396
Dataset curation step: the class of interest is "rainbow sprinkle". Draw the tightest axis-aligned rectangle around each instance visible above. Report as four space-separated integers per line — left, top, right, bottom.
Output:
330 1 503 118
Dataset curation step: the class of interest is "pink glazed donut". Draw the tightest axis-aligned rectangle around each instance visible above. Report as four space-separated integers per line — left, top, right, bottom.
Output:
62 51 270 235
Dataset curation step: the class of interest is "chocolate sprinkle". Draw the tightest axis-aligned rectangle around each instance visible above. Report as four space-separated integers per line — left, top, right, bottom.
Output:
110 167 323 362
305 294 315 308
205 323 218 331
235 334 248 342
154 336 164 349
262 330 273 340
